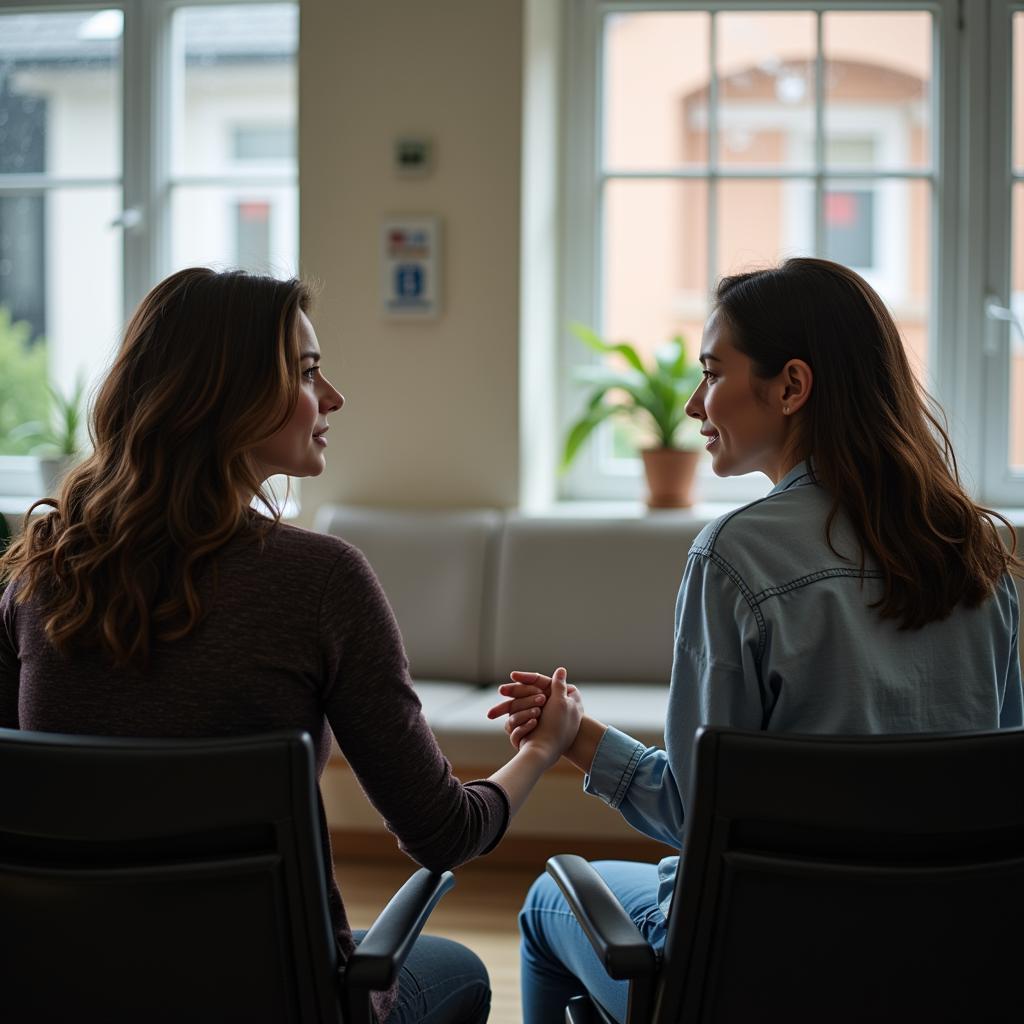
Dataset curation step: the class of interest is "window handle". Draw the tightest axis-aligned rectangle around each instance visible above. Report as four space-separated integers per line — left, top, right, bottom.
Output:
984 295 1024 355
109 207 143 231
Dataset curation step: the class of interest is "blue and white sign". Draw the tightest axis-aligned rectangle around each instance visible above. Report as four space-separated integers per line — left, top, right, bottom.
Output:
381 217 441 318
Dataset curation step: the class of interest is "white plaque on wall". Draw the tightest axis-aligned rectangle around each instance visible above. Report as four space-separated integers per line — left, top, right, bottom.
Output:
381 217 441 318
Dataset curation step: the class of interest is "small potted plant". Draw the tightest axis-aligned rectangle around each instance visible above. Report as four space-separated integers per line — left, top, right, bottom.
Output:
563 323 704 508
12 375 87 496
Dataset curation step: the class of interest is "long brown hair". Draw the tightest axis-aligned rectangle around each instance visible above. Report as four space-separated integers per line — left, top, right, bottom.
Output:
715 257 1019 629
1 267 311 666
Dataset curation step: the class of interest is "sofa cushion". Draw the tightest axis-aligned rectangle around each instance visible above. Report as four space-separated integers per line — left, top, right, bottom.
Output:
420 682 671 766
490 515 702 684
313 506 502 683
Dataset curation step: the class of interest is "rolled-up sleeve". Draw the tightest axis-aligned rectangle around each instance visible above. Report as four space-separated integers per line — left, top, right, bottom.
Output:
584 726 686 849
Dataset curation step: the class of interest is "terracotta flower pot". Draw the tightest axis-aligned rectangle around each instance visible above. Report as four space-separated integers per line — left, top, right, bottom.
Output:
641 448 699 509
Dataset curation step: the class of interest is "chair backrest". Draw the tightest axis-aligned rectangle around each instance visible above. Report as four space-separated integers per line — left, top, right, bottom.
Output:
658 726 1024 1024
0 728 341 1023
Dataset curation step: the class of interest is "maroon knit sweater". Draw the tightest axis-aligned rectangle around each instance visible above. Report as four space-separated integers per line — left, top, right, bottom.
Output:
0 519 510 1021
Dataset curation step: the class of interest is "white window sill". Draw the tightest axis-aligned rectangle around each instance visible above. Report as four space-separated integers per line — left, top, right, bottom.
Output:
526 499 1024 534
0 495 42 519
523 499 751 522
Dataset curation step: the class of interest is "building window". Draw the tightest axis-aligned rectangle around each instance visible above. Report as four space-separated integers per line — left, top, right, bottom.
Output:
232 124 294 162
561 1 943 503
235 199 271 269
0 1 297 477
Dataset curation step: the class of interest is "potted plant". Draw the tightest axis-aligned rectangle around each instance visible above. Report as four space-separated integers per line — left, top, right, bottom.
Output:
563 323 704 508
12 375 87 496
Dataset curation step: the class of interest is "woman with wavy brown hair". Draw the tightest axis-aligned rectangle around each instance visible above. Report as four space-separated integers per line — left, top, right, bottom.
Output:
0 266 581 1024
492 258 1024 1024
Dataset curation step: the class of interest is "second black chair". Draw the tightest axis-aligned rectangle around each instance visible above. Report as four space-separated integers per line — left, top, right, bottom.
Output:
547 725 1024 1024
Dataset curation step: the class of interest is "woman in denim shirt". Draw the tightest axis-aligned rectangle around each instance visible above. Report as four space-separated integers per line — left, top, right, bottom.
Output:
491 258 1023 1024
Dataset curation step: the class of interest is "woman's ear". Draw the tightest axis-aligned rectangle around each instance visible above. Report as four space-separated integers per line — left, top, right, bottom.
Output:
780 359 813 415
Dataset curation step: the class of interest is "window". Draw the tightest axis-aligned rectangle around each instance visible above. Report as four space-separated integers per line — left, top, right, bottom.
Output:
0 0 297 490
0 6 123 458
988 1 1024 500
558 1 980 505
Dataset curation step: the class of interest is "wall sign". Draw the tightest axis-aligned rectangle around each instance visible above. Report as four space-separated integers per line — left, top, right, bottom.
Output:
381 217 441 319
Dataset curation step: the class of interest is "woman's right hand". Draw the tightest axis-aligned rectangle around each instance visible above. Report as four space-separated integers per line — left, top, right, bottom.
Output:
487 669 581 753
516 667 582 767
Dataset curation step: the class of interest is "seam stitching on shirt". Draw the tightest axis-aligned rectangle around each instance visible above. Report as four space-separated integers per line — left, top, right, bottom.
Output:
691 546 769 716
610 741 646 808
780 471 813 491
754 566 886 602
705 472 814 548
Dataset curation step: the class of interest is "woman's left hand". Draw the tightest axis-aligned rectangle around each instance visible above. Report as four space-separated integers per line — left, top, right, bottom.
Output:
487 671 578 749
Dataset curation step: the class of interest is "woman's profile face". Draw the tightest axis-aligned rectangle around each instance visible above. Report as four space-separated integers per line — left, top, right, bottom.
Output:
252 311 344 480
684 310 791 483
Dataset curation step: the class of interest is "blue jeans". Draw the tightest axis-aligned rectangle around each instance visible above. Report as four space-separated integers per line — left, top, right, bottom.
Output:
519 860 667 1024
352 930 491 1024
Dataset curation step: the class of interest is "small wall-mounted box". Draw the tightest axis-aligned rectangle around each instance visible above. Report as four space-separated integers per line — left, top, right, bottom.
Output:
394 136 433 177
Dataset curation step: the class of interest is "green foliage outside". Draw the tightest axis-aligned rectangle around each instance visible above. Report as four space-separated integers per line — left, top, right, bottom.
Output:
0 305 51 456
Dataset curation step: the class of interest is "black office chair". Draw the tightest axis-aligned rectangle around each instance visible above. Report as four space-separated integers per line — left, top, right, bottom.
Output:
0 727 454 1023
546 725 1024 1024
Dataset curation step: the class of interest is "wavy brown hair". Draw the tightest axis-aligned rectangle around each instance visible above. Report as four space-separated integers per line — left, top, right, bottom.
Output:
1 267 310 666
716 257 1020 629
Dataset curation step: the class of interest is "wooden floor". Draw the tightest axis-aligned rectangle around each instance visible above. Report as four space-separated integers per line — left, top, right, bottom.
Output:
335 858 539 1024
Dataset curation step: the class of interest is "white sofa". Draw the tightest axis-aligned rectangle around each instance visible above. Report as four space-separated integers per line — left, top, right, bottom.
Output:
313 504 707 859
313 505 1024 861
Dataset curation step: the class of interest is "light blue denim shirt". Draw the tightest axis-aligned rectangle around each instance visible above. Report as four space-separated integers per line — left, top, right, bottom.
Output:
583 461 1023 922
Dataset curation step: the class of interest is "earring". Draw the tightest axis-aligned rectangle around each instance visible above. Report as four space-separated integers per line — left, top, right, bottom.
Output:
783 405 790 414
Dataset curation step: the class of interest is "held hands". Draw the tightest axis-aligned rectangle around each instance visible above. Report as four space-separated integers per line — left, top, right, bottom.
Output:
486 668 582 765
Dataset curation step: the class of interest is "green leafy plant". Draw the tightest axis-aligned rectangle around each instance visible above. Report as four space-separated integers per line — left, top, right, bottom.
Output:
562 323 704 471
11 374 87 458
0 305 51 456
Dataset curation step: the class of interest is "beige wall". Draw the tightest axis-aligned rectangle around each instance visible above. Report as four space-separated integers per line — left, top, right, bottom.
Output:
298 0 523 522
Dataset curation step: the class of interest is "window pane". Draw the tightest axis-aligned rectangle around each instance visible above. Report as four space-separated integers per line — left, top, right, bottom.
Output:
0 185 122 455
171 4 297 177
715 178 814 280
603 12 710 170
823 11 932 172
1010 183 1024 471
0 10 122 178
829 177 931 383
1015 13 1024 173
717 12 816 171
0 195 44 332
600 179 708 465
603 179 709 363
47 186 123 392
823 187 874 267
171 184 297 276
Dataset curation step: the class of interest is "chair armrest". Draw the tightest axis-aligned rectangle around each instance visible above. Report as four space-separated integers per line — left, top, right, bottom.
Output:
546 855 657 981
345 868 456 991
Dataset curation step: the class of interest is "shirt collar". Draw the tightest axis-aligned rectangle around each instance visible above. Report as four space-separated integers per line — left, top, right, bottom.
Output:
769 459 815 496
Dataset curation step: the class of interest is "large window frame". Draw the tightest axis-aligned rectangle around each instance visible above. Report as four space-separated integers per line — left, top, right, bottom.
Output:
556 0 1010 505
0 0 297 504
983 0 1024 505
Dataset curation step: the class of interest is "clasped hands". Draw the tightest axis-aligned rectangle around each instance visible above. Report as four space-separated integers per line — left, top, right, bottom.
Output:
486 668 583 765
